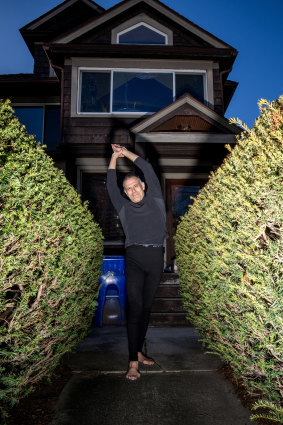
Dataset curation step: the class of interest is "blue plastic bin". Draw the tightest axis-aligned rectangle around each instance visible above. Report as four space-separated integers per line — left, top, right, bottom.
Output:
95 256 126 326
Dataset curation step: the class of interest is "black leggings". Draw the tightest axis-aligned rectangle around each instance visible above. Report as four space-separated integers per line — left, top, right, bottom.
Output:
125 245 164 362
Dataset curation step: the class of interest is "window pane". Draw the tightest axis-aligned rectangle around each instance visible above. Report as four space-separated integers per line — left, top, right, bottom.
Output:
81 72 110 112
13 107 43 143
119 24 166 45
172 186 200 219
113 72 173 112
175 74 204 103
44 106 60 150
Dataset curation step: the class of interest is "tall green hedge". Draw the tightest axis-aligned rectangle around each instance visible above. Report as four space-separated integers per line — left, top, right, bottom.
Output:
0 100 103 415
176 97 282 423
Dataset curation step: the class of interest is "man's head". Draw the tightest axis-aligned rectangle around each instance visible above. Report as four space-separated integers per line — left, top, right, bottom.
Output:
123 174 145 203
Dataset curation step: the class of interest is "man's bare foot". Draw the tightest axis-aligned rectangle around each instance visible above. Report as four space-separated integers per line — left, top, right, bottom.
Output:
125 361 141 380
138 351 155 365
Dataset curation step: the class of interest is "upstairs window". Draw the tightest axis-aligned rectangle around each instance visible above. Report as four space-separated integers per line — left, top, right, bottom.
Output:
176 74 204 104
78 69 206 114
117 23 167 45
112 72 172 112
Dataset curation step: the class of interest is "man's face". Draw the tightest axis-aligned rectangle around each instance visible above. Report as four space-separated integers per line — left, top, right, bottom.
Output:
124 176 145 203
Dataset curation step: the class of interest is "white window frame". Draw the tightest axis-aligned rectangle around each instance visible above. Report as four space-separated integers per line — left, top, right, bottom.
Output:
77 68 207 116
117 22 168 45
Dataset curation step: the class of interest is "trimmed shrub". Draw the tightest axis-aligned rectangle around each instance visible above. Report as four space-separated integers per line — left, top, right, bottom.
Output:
175 97 283 422
0 100 103 414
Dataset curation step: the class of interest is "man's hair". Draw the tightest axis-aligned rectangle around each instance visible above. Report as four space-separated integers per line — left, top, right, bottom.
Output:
123 173 143 188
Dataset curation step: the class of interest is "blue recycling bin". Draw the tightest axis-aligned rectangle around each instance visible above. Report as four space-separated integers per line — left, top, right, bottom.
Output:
95 255 126 326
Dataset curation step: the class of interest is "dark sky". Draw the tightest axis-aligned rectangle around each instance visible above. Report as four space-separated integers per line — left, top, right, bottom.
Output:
0 0 282 128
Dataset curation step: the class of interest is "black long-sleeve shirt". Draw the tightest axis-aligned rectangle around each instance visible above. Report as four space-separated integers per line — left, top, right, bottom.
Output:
106 157 168 248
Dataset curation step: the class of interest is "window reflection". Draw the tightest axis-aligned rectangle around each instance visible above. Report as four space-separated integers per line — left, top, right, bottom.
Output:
81 72 110 112
119 24 166 45
113 72 173 112
79 70 206 114
13 106 60 150
172 186 200 219
13 107 44 143
176 74 204 103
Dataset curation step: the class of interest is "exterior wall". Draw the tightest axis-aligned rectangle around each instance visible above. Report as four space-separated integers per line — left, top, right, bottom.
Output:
33 44 51 77
68 57 215 121
213 68 224 115
74 3 215 48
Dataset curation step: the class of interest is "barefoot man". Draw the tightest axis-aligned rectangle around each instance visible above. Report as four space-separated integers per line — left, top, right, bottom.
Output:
107 144 168 380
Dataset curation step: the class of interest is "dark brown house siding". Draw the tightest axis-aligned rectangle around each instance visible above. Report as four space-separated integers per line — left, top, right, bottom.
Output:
75 3 212 48
34 45 50 77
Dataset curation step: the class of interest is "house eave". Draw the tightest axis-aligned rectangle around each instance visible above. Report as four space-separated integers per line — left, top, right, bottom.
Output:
44 44 237 70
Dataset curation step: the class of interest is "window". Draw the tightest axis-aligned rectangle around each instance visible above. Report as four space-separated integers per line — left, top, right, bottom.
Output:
176 74 204 103
78 69 206 114
81 72 111 112
13 105 60 149
113 72 172 112
117 23 167 45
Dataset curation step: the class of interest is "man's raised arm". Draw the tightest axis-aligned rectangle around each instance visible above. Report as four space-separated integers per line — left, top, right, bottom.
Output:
107 145 125 212
121 147 162 198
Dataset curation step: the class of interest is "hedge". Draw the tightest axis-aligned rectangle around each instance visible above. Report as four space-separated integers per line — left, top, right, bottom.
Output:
0 100 103 417
175 97 282 423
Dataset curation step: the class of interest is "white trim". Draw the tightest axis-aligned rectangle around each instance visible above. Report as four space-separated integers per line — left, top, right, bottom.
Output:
111 13 173 45
131 95 235 133
136 133 237 144
117 21 168 45
77 67 207 115
55 0 229 48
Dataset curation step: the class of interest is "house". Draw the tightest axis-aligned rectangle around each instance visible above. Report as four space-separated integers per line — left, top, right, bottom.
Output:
0 0 241 267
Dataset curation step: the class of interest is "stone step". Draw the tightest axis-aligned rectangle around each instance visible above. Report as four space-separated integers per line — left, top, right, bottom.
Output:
152 297 186 313
155 284 182 298
150 273 189 325
160 272 179 285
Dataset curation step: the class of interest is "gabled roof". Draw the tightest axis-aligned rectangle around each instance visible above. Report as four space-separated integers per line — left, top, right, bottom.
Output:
53 0 234 49
20 0 104 55
21 0 104 31
131 94 241 135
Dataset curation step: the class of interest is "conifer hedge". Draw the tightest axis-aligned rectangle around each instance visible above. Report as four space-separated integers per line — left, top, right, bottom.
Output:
176 97 282 423
0 100 103 415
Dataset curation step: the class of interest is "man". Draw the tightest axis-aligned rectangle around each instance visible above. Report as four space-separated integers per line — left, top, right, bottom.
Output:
107 144 167 380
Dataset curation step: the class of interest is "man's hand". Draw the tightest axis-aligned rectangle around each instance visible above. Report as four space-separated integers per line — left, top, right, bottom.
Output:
120 146 138 163
111 144 124 157
110 145 139 166
109 144 124 169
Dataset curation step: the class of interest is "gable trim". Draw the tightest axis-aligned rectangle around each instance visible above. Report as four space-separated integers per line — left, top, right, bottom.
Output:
135 133 237 144
54 0 231 48
131 94 240 134
112 14 173 45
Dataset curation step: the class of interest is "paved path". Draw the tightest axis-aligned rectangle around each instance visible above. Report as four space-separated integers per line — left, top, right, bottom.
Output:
50 327 254 425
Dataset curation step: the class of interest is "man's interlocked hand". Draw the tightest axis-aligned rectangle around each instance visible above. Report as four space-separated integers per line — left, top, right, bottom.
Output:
111 144 125 157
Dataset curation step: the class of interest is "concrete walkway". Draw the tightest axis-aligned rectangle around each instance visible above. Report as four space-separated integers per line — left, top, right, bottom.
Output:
50 327 254 425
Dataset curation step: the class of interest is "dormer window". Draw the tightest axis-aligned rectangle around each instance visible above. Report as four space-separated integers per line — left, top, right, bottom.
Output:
117 23 167 45
111 14 173 45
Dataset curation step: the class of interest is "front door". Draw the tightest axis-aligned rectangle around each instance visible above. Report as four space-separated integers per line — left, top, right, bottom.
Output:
165 179 205 268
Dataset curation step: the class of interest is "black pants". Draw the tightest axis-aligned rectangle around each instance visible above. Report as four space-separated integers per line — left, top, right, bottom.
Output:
125 245 164 362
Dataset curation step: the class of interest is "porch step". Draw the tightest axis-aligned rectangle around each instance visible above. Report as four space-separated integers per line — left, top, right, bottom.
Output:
150 273 191 327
